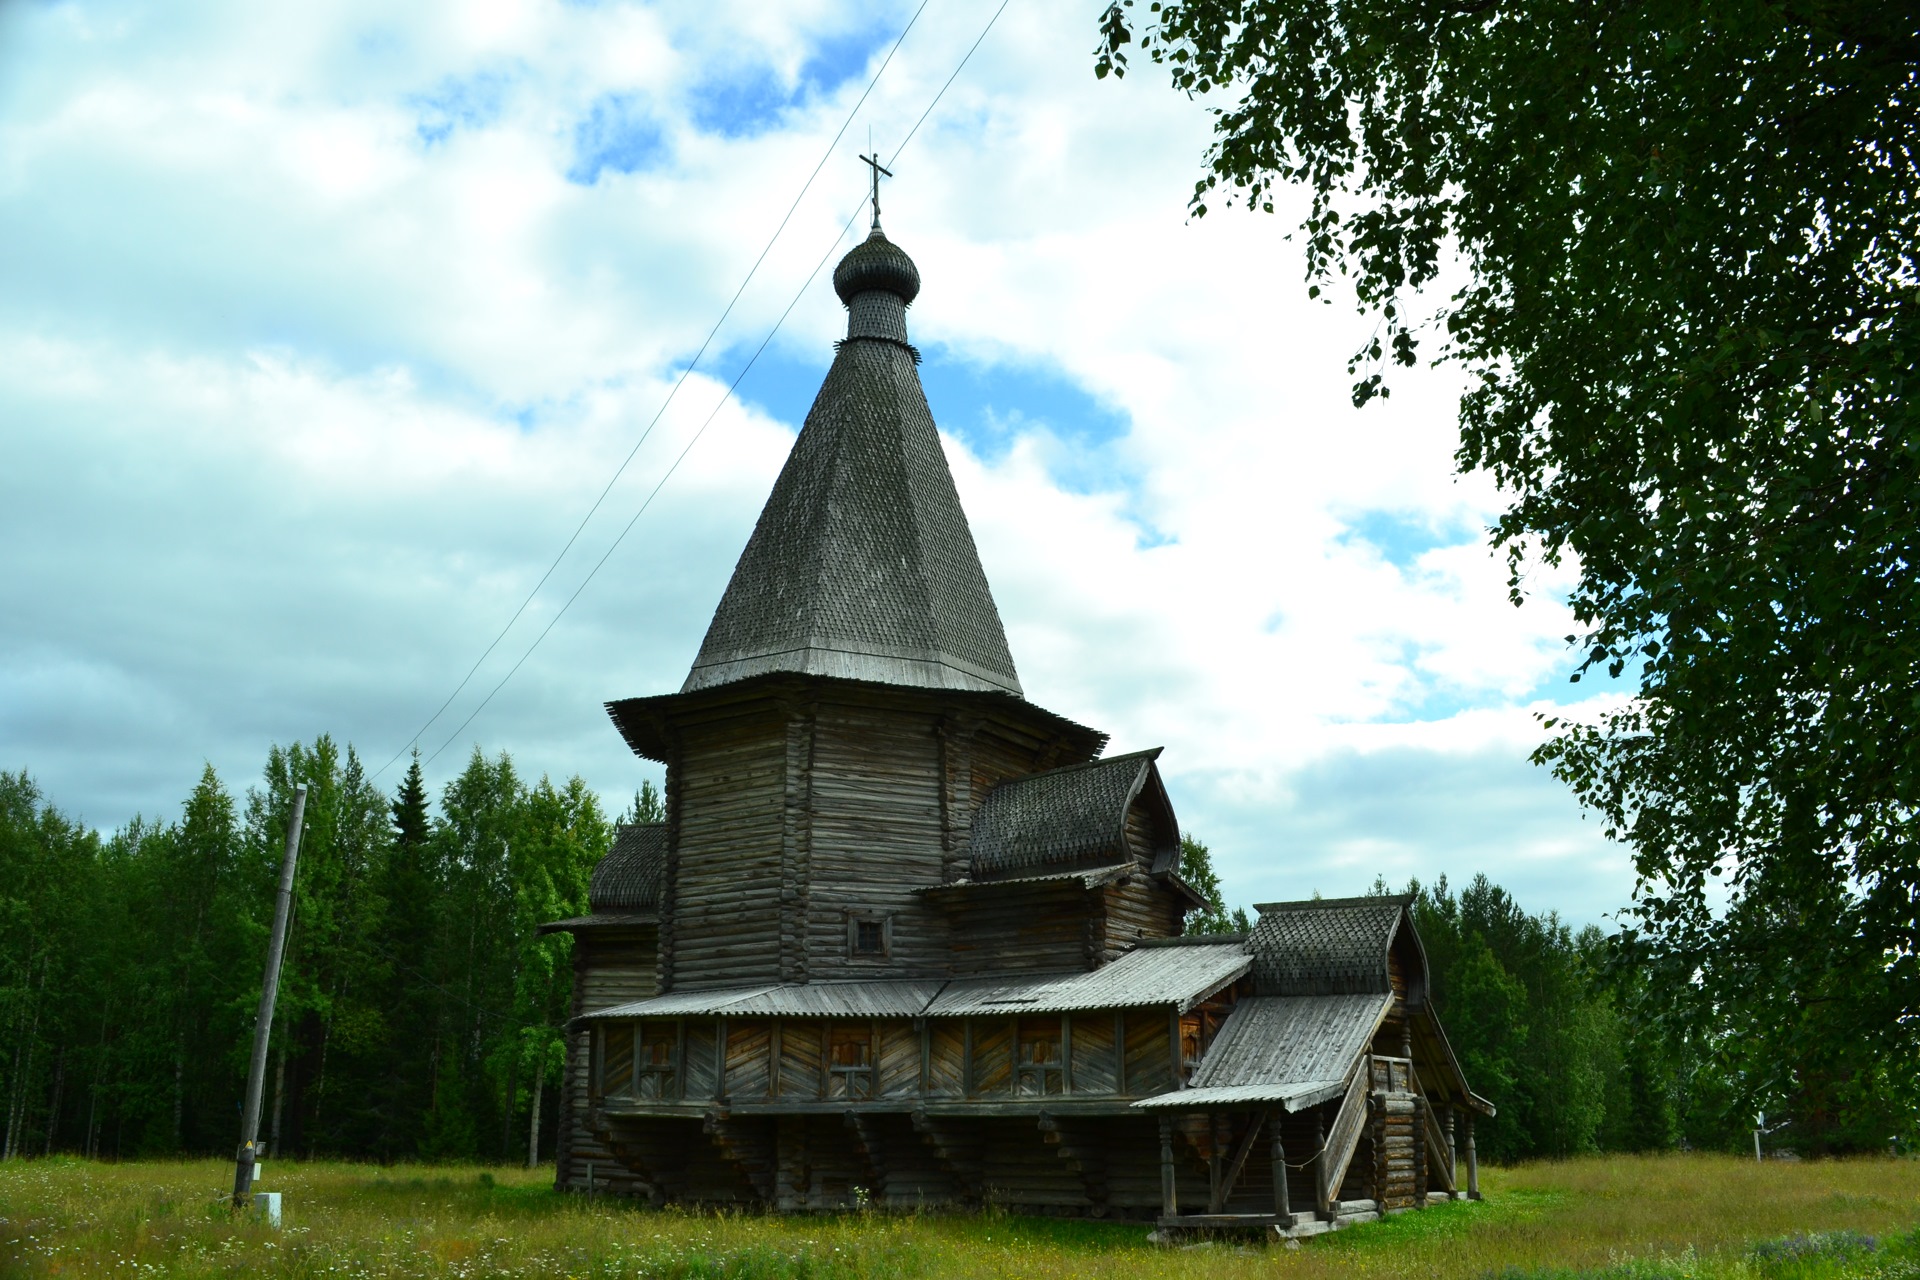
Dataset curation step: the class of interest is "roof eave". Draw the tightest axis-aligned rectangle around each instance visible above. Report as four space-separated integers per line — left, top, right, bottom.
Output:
607 672 1106 764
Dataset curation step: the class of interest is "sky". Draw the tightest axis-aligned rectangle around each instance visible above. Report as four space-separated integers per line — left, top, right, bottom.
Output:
0 0 1635 923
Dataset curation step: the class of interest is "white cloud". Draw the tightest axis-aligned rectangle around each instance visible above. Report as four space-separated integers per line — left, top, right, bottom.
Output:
0 0 1632 922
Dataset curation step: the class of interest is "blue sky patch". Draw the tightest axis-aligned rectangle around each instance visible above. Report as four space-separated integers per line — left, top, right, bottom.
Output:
413 71 513 147
689 67 793 139
799 21 891 98
691 19 889 139
918 346 1132 483
569 94 668 184
1338 509 1470 571
722 337 1136 493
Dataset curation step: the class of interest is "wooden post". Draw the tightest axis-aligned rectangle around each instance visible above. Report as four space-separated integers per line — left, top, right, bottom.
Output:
1270 1110 1292 1228
1061 1013 1073 1096
1464 1111 1480 1200
1159 1116 1178 1219
232 785 306 1209
527 1066 543 1168
1412 1094 1426 1207
1313 1108 1329 1218
1208 1111 1224 1213
1443 1102 1456 1192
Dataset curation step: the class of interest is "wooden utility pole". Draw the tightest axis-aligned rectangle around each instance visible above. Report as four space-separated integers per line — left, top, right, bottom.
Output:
232 784 306 1208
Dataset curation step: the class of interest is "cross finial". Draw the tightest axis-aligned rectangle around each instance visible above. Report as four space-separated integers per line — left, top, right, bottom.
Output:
859 151 892 231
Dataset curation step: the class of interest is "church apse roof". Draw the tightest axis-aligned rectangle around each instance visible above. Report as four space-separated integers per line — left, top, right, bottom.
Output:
681 225 1023 698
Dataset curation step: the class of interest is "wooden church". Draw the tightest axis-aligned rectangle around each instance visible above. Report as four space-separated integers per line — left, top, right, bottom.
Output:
542 202 1493 1231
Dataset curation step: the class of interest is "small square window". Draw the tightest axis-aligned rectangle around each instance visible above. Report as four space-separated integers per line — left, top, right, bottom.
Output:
847 913 891 959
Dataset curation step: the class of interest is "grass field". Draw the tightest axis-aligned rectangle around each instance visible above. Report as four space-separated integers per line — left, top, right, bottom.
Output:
1 1154 1916 1279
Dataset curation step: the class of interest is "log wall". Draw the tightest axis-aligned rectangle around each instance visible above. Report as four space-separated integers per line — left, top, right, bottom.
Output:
668 709 789 990
556 928 657 1194
948 881 1092 974
805 702 950 978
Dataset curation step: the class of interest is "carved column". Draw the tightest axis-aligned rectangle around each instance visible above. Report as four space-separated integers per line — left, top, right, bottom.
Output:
1158 1116 1178 1219
1465 1110 1480 1200
1270 1111 1292 1228
1207 1111 1224 1213
1413 1094 1427 1208
1313 1109 1329 1218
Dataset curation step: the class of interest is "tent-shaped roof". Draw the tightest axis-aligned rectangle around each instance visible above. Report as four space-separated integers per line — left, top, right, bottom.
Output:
681 227 1022 698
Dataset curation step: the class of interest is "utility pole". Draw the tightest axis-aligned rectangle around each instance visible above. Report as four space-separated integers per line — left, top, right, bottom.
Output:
232 784 306 1208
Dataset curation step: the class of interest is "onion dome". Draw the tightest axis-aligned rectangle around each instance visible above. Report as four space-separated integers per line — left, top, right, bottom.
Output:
833 227 921 306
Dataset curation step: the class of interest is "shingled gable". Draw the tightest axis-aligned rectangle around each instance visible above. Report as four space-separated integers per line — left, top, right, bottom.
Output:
1249 894 1424 998
538 822 665 932
964 747 1176 880
679 224 1022 698
591 823 665 912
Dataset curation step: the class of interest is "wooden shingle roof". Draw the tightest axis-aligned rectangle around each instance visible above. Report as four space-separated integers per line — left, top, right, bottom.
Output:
967 748 1166 880
590 823 665 913
1248 895 1414 996
681 230 1022 698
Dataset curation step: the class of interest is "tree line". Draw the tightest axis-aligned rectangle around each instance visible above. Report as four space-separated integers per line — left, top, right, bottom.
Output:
0 740 652 1165
2 750 1906 1164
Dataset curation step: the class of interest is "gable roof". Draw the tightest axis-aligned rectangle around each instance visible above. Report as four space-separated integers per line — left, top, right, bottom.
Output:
967 748 1168 880
1133 993 1391 1112
1248 895 1415 997
681 230 1022 698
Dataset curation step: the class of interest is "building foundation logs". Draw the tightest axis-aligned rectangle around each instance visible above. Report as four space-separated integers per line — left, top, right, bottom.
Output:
588 1101 1450 1220
588 1111 1291 1215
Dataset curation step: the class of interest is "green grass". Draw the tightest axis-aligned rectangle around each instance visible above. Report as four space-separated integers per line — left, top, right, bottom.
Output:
1 1154 1916 1278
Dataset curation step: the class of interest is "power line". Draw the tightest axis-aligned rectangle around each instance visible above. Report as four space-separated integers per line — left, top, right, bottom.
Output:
423 200 868 767
373 0 938 783
419 0 1016 767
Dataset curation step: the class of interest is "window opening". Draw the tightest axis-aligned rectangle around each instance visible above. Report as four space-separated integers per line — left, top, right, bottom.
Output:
636 1021 678 1099
828 1026 874 1099
848 913 890 959
1015 1017 1065 1096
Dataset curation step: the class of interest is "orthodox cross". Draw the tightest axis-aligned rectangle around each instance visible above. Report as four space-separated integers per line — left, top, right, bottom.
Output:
859 151 892 229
